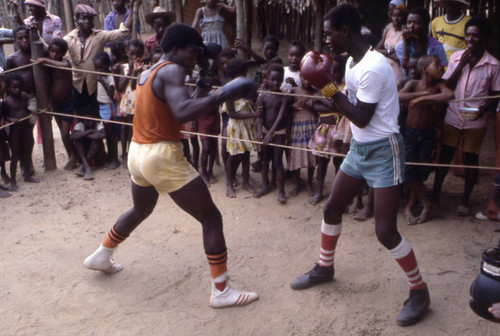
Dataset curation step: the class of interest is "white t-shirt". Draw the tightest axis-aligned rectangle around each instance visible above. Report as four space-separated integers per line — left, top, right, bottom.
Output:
280 66 301 93
344 49 400 142
97 75 115 104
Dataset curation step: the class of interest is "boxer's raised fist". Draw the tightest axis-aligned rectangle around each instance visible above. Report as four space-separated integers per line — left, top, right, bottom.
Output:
300 51 334 90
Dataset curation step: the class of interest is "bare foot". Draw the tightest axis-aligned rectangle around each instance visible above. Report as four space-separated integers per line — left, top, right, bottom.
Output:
346 202 359 214
64 156 78 170
353 206 373 221
9 183 19 192
404 207 418 225
306 184 315 196
201 174 211 186
2 174 11 184
0 188 11 198
232 177 240 188
254 186 269 198
277 191 286 204
24 176 40 183
242 182 254 194
226 185 236 198
416 206 430 224
209 174 218 184
75 166 85 177
309 193 323 205
289 185 301 197
107 160 120 170
83 170 94 181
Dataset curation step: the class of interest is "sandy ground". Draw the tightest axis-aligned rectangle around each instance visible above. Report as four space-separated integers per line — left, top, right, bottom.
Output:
1 120 500 336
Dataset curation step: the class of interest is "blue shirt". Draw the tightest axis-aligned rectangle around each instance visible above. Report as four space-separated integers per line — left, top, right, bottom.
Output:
104 8 140 36
0 28 13 70
395 35 448 67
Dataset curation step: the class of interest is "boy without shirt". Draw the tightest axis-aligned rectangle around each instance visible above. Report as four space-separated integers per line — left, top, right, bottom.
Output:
37 38 77 170
6 26 37 178
399 54 453 225
254 63 289 203
1 73 39 191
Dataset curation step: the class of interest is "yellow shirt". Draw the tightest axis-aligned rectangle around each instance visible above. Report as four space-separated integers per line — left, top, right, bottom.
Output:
431 14 471 61
64 23 130 94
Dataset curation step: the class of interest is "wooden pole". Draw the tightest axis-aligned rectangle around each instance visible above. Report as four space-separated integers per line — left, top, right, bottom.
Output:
29 30 56 170
131 1 139 39
62 0 74 33
174 0 183 23
314 0 326 52
244 0 252 52
235 0 245 59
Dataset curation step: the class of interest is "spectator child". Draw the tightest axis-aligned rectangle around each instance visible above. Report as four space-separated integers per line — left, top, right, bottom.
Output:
1 73 39 191
398 54 453 224
281 40 306 93
37 38 77 170
255 63 288 203
308 55 347 205
222 58 260 198
117 39 144 167
192 0 235 48
235 35 283 86
93 52 119 169
0 99 12 198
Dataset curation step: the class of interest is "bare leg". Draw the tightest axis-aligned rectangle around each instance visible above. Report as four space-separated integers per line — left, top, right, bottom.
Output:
354 187 374 221
310 157 329 205
324 170 364 224
104 123 119 169
404 182 418 225
241 151 254 193
374 186 402 249
289 169 301 197
190 136 200 172
255 144 271 198
225 154 236 198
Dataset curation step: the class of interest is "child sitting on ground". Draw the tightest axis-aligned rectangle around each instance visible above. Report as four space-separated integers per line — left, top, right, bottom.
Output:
1 73 39 191
70 108 107 181
36 38 77 170
117 39 145 168
0 99 12 198
93 52 119 169
398 54 453 224
222 58 261 198
255 63 289 203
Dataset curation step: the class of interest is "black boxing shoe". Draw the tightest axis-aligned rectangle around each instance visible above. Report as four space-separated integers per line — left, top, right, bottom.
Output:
396 286 430 326
290 263 334 290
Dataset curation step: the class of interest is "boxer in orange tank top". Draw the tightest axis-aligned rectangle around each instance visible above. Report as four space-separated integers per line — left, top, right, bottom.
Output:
84 23 259 308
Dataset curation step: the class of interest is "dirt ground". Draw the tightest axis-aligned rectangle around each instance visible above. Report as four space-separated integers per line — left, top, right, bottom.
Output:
1 119 500 336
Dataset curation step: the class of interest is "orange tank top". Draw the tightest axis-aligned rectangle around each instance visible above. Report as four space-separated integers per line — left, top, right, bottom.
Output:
132 61 182 143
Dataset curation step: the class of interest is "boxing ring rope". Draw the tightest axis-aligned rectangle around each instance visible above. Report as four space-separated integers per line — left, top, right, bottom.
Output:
1 62 500 171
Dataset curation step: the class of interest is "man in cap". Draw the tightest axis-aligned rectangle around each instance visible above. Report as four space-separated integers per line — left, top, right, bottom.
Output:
63 2 138 118
431 0 471 60
144 6 175 56
11 0 62 44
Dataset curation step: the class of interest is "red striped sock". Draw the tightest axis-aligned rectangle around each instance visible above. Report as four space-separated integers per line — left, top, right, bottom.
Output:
318 220 341 267
207 250 228 291
389 236 426 290
102 226 128 248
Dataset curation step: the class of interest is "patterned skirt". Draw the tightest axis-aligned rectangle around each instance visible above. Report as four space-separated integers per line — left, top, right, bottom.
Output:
226 118 256 155
288 109 317 170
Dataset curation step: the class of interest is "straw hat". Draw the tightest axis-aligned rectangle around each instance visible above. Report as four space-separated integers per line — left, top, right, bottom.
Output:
145 6 176 26
74 4 98 16
435 0 470 7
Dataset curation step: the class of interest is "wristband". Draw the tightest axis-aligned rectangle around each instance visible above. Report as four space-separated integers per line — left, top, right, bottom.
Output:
320 82 340 98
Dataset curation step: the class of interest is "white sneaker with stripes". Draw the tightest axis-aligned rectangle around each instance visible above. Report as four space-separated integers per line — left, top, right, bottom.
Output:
210 286 258 308
83 244 123 274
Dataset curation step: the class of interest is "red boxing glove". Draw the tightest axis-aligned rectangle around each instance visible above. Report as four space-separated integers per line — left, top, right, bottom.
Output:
300 51 339 98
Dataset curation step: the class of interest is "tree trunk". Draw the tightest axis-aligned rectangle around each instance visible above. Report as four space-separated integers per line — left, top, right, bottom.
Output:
62 0 74 33
30 30 56 170
131 1 139 39
314 0 327 52
174 0 183 23
235 0 245 58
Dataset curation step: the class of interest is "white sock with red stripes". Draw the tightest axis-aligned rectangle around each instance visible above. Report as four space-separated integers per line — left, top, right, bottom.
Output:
388 235 426 290
318 220 341 268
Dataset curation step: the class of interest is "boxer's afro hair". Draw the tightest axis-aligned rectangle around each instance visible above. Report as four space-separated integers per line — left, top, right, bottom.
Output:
324 4 361 34
160 23 203 53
